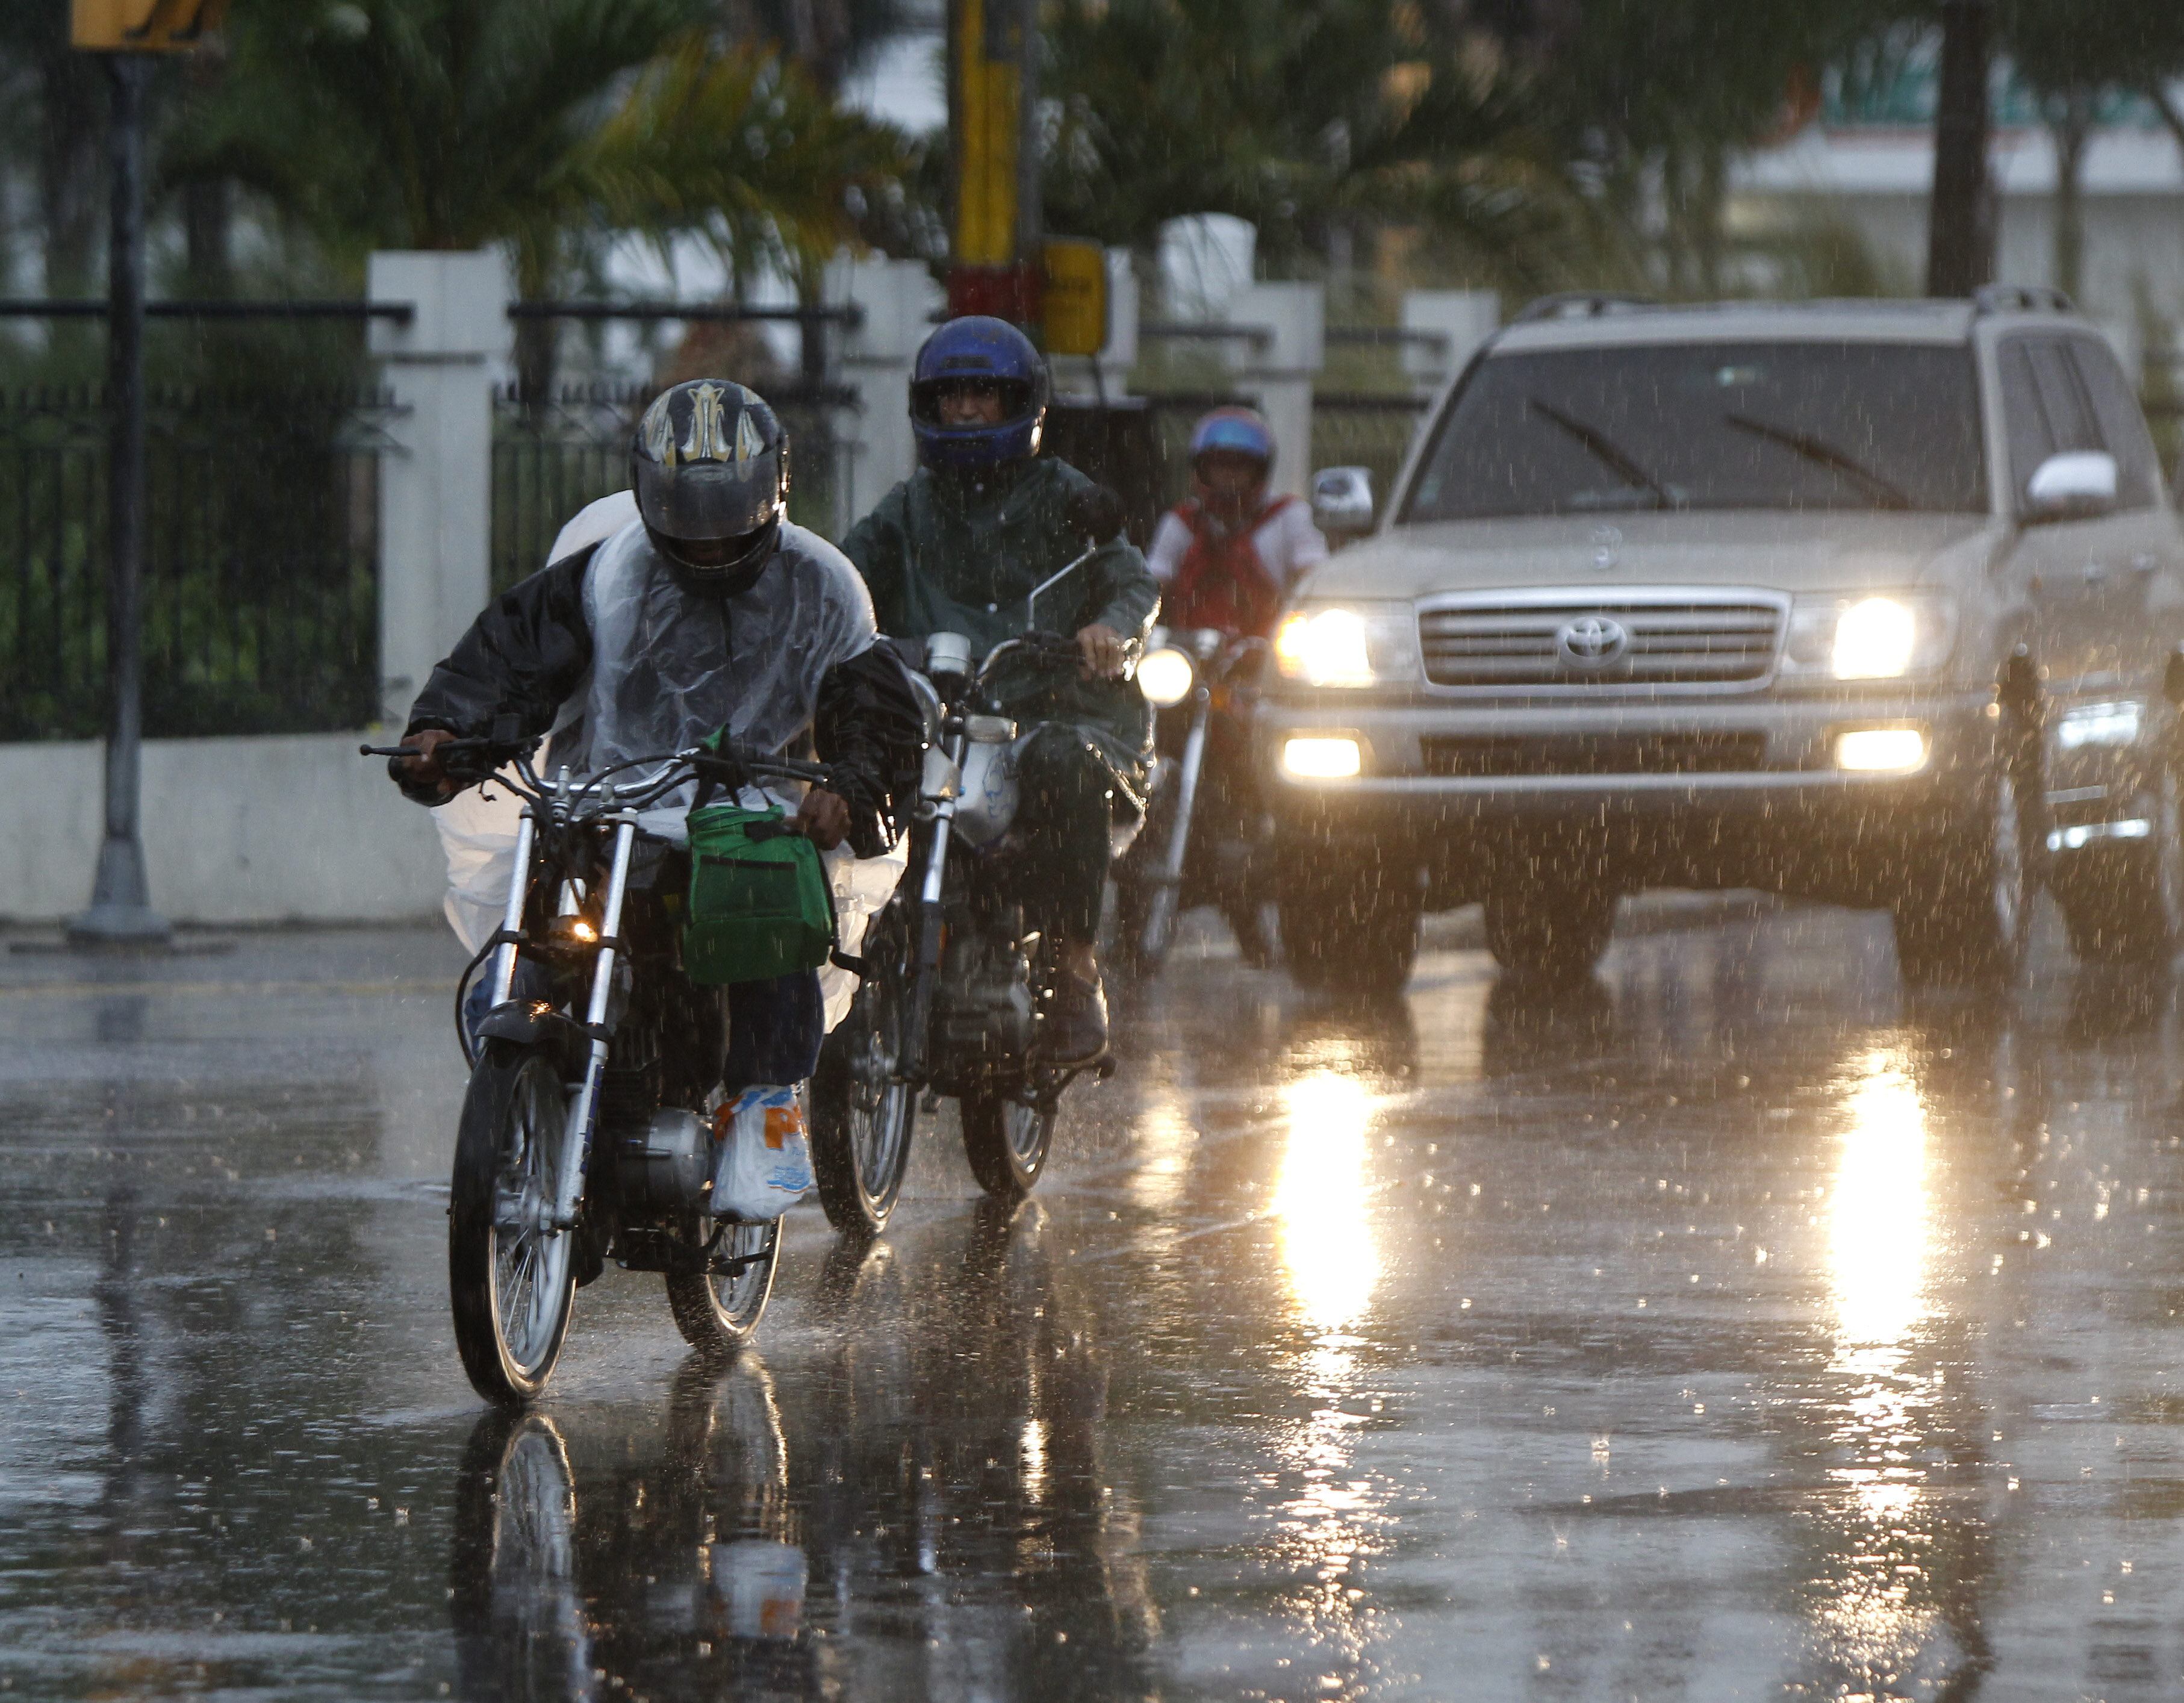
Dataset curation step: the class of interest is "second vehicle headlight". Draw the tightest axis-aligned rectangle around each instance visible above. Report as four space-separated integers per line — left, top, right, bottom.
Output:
1782 593 1955 681
1274 603 1416 688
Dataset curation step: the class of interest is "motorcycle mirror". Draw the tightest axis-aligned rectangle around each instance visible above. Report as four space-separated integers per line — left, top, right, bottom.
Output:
1065 482 1126 546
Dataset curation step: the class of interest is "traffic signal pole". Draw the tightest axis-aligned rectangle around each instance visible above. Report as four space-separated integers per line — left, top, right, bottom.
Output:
946 0 1040 323
67 51 166 946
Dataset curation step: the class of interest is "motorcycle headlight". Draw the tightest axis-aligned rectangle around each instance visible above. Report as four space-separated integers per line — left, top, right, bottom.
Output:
1781 593 1955 681
1136 646 1195 708
1275 603 1416 688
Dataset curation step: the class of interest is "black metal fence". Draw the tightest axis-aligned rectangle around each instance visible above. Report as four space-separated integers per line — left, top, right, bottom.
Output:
0 386 384 743
492 382 853 594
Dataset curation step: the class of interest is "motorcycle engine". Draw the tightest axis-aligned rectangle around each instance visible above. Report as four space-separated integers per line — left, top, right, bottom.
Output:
932 925 1036 1066
614 1107 714 1215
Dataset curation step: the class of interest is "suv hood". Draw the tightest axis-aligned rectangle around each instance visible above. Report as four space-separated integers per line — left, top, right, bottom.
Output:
1306 510 2003 603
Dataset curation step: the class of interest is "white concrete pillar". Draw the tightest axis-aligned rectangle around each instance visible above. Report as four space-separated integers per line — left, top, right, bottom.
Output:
1400 288 1501 395
368 251 508 727
1224 281 1324 500
825 254 944 526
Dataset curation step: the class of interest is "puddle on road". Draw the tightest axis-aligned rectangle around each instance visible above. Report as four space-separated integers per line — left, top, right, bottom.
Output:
3 915 2184 1699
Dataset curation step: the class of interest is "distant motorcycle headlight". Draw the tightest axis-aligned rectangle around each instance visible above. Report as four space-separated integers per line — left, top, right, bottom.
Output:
1136 646 1195 708
1275 608 1375 687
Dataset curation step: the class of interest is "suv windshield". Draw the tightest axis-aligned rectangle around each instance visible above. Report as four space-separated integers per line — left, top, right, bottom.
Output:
1403 341 1988 521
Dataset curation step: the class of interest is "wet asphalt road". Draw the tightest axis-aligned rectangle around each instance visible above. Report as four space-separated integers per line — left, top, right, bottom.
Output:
7 904 2184 1701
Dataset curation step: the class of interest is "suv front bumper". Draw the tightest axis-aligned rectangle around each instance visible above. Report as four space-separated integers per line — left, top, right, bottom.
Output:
1258 688 2003 888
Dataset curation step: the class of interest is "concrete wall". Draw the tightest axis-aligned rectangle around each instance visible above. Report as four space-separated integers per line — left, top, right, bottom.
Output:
0 732 444 927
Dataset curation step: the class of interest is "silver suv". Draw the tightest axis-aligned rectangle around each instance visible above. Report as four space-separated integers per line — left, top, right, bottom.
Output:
1265 289 2184 992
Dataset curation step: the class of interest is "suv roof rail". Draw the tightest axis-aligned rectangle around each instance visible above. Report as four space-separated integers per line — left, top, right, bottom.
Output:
1974 282 2076 316
1509 291 1660 325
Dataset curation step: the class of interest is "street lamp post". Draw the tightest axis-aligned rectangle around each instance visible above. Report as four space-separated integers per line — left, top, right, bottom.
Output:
64 0 226 947
67 52 164 946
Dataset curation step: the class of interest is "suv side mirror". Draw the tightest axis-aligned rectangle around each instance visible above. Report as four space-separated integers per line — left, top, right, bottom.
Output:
1311 465 1375 538
2023 450 2118 525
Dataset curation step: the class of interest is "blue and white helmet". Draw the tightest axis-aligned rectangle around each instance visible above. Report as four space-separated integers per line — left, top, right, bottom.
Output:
910 316 1050 470
1189 405 1275 470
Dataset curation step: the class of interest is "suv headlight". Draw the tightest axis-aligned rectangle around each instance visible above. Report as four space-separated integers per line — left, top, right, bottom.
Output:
1274 602 1418 688
1781 593 1956 681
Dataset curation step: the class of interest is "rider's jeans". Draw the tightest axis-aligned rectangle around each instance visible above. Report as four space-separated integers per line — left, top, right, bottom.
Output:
721 970 824 1092
1007 723 1116 947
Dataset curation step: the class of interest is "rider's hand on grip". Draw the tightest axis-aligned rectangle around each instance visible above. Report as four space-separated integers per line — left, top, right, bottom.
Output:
1074 623 1132 680
397 727 457 801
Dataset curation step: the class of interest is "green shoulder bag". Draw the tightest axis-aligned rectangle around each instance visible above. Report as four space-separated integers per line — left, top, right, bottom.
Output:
682 803 837 986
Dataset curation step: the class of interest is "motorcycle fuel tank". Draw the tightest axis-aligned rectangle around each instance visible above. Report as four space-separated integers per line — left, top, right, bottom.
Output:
953 721 1024 847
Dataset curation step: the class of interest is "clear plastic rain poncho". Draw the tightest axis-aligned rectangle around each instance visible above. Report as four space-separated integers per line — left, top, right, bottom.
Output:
434 494 908 1029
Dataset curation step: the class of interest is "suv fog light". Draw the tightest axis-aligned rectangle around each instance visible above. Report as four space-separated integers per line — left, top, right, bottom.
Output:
1283 736 1363 779
1835 727 1928 773
2049 818 2152 851
2055 699 2142 750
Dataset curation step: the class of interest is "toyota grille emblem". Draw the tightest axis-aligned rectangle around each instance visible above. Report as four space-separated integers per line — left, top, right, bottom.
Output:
1556 615 1629 670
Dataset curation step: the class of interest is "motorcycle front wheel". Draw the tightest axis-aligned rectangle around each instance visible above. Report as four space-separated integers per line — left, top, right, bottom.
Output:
449 1042 579 1405
961 1088 1056 1201
809 915 919 1236
664 1218 780 1354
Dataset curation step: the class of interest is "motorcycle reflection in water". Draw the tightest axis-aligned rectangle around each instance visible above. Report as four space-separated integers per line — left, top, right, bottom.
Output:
450 1357 812 1702
447 1202 1158 1702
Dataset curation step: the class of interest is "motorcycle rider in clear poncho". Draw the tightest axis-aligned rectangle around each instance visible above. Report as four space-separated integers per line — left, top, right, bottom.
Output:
839 316 1160 1065
391 380 923 1197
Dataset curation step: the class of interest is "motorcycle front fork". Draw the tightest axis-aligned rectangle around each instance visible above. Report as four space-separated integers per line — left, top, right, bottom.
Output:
1155 694 1212 890
549 815 638 1231
899 786 955 1083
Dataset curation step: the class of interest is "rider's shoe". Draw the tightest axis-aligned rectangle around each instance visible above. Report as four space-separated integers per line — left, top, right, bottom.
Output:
1043 969 1109 1066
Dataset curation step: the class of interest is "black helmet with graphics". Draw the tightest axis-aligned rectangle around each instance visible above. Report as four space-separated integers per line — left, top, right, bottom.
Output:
629 379 789 590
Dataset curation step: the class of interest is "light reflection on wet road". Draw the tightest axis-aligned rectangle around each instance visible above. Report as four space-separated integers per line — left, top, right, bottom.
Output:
7 905 2184 1699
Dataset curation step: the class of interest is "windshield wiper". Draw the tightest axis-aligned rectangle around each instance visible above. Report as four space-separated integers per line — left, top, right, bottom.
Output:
1723 413 1912 511
1525 396 1678 510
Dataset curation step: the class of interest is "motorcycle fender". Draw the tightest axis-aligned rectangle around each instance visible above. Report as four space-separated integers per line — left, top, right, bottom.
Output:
476 998 606 1057
475 998 557 1045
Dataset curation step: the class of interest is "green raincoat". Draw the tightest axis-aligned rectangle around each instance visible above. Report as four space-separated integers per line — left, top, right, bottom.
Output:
840 456 1161 794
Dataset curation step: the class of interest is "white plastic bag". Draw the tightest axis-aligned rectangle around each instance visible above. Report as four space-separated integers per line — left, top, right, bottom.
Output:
819 838 909 1029
709 1540 807 1641
432 775 527 956
709 1085 814 1219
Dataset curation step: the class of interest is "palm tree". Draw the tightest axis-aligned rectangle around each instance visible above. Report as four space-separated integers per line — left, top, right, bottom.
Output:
173 0 916 393
1040 0 1613 311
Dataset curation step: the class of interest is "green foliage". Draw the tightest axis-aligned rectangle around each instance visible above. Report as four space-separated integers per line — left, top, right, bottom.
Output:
173 0 916 289
1041 0 1612 299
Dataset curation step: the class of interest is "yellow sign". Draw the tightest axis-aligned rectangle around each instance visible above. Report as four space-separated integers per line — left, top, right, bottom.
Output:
1042 240 1108 358
72 0 227 52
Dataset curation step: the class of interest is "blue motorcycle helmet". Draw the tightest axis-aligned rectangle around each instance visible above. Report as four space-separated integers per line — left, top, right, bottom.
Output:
910 315 1050 470
1188 405 1275 469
